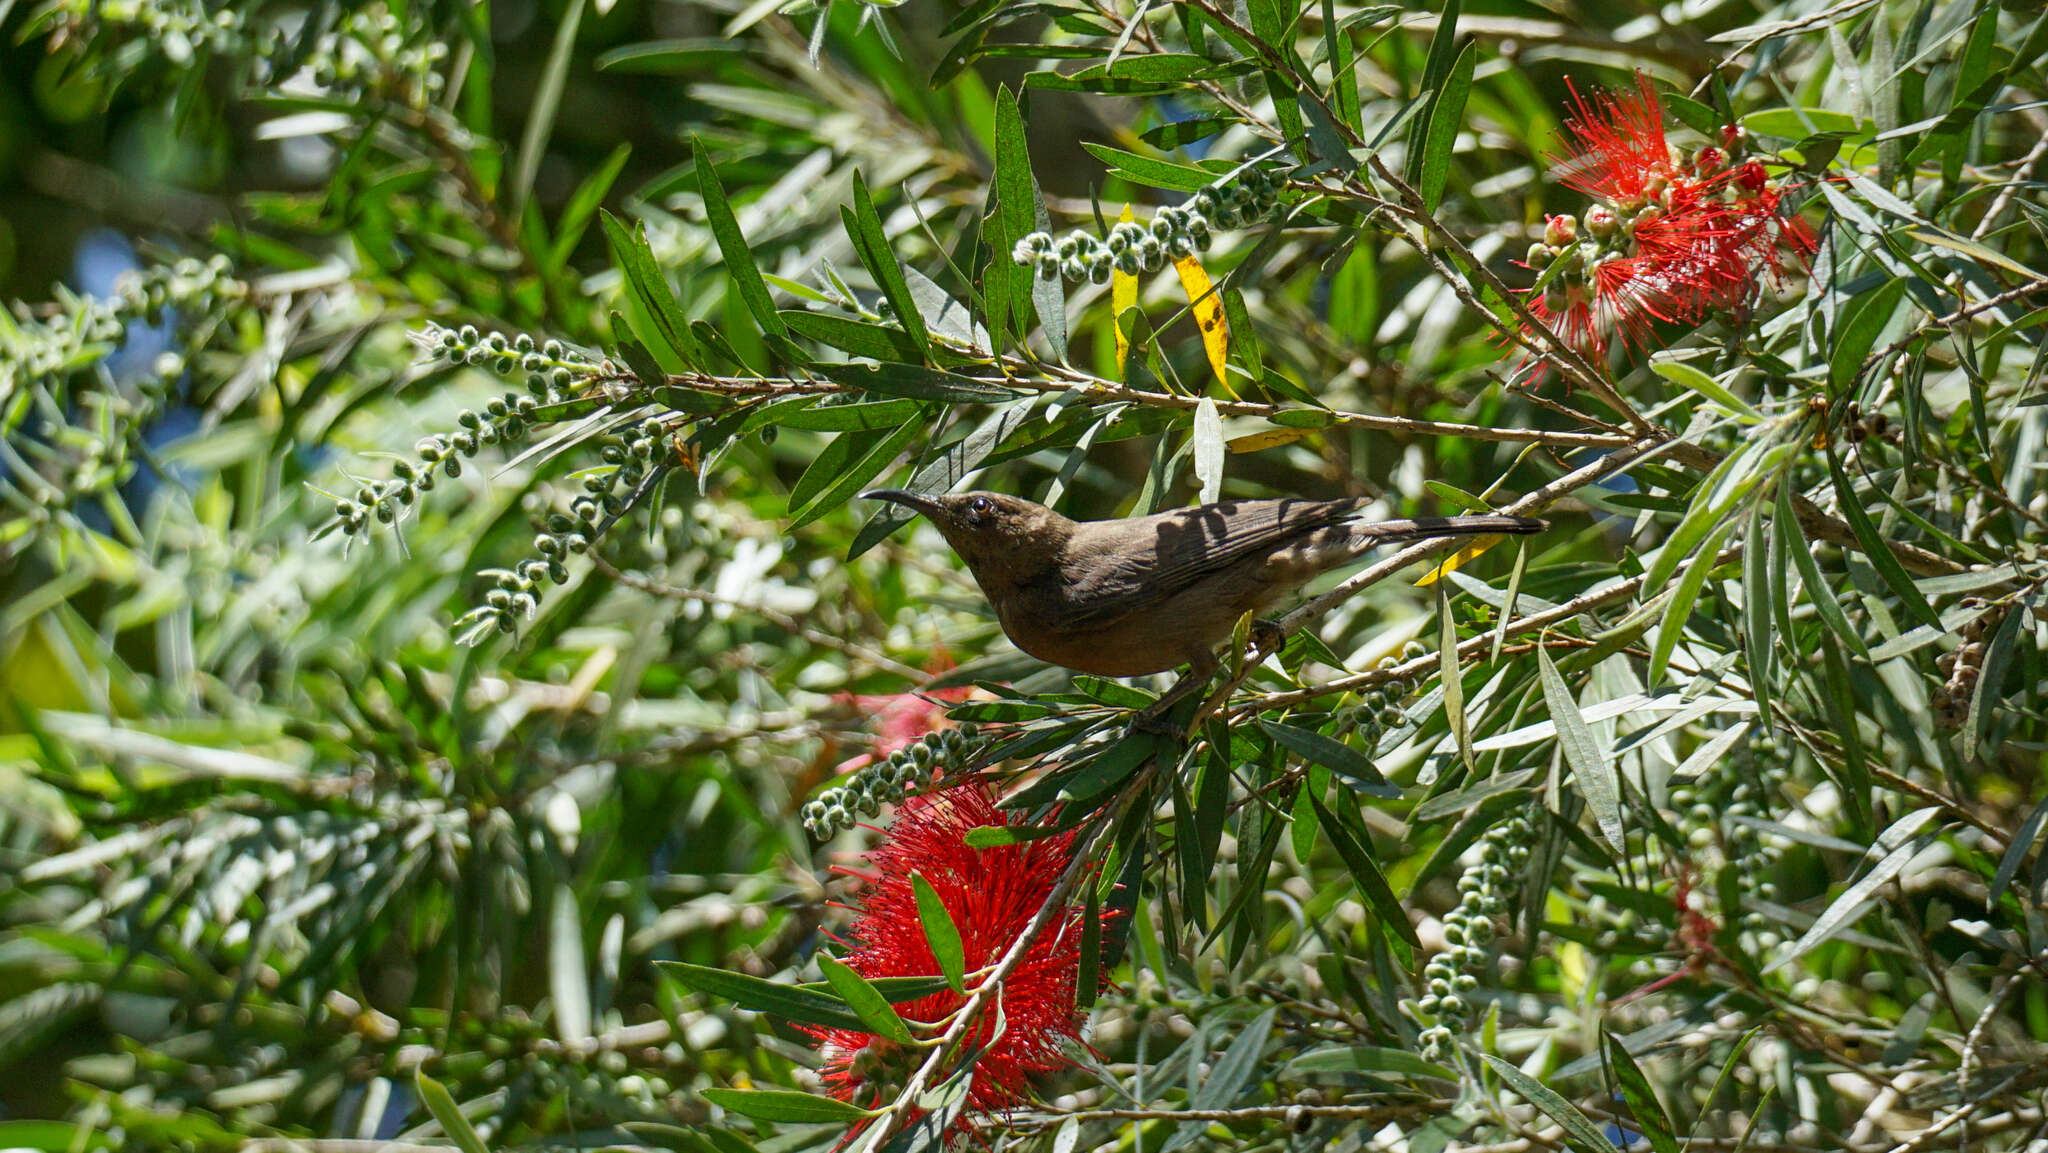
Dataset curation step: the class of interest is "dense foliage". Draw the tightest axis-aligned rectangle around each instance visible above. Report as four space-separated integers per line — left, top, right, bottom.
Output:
3 0 2046 1151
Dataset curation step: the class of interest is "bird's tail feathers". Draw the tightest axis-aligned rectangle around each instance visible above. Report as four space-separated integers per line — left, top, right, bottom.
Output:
1362 514 1545 544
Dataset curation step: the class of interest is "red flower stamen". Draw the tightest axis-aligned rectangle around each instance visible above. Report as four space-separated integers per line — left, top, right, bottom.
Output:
807 783 1109 1144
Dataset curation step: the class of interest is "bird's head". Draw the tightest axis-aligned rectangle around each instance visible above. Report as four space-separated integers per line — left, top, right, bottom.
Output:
859 489 1068 587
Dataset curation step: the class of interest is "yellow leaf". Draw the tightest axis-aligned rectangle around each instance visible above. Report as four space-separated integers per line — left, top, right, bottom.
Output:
1226 427 1314 453
1174 253 1232 394
1113 206 1138 375
1413 535 1508 587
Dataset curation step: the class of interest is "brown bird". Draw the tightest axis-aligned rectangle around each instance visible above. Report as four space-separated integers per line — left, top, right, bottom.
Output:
861 489 1543 678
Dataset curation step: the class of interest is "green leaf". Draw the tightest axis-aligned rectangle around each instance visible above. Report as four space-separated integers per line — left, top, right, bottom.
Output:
1079 142 1217 191
1259 719 1395 795
817 955 914 1044
1403 0 1461 189
1649 519 1735 685
817 363 1018 404
1988 790 2048 909
695 145 787 340
702 1088 875 1124
1307 788 1421 949
1416 40 1475 211
657 960 872 1032
601 209 702 366
913 874 967 993
1777 481 1870 658
779 310 926 363
1438 583 1471 769
1765 808 1943 973
509 0 585 224
1604 1033 1679 1153
416 1069 492 1153
1190 1007 1276 1110
1829 278 1906 393
548 142 630 274
1537 646 1624 854
775 397 924 432
994 85 1066 358
1285 1045 1455 1080
1480 1056 1613 1153
1824 451 1940 629
842 173 931 356
1963 602 2024 764
1050 732 1159 802
789 419 924 530
1650 357 1761 420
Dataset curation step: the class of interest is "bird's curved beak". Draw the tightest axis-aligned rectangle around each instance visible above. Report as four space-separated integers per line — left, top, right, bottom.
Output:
860 488 944 518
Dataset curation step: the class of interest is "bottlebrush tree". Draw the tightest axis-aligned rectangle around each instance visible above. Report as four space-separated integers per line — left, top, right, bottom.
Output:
2 1 2046 1152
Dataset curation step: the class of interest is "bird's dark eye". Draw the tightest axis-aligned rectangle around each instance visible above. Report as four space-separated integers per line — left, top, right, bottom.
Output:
967 496 995 519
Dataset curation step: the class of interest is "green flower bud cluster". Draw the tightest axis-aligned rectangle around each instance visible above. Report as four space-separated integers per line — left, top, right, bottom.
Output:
447 418 664 646
1671 756 1784 947
1010 167 1286 284
802 725 981 839
1409 811 1534 1062
1337 650 1421 741
334 326 595 539
3 256 243 541
8 255 241 386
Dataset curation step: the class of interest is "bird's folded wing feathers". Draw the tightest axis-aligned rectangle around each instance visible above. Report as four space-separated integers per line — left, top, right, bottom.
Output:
1055 499 1365 629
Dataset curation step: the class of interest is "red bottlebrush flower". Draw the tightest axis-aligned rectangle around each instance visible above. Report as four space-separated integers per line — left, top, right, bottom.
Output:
808 783 1104 1141
1516 73 1813 381
1555 73 1674 204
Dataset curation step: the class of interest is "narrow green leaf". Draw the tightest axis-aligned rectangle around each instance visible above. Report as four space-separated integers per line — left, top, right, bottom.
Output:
913 874 967 993
1438 582 1471 769
1190 1007 1276 1110
1404 0 1461 188
1649 519 1735 684
416 1070 492 1153
1192 397 1224 504
601 209 702 366
1604 1033 1679 1153
817 955 914 1044
1829 278 1906 393
696 145 787 339
994 86 1066 358
1765 808 1943 973
1416 41 1476 211
1307 789 1421 949
1480 1056 1612 1153
702 1088 875 1124
657 960 870 1031
817 363 1018 403
1777 481 1870 658
509 0 585 225
1825 451 1940 629
780 310 925 363
1988 790 2048 909
1962 601 2024 764
549 881 591 1044
1537 646 1624 853
1051 732 1158 802
548 142 630 273
1079 142 1217 191
844 173 930 355
1259 719 1395 795
1742 503 1775 719
1650 357 1762 419
1287 1045 1454 1079
1077 881 1102 1010
789 419 924 530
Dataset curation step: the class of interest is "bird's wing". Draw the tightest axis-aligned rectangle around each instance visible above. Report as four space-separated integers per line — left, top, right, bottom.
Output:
1053 498 1366 628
